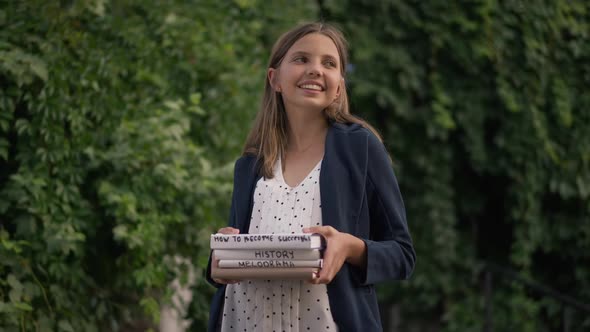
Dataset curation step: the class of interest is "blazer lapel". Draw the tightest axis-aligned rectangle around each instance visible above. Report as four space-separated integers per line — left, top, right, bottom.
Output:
320 124 368 234
233 156 261 234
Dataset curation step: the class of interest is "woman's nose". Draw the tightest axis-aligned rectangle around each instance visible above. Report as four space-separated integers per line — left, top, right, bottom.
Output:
306 61 322 76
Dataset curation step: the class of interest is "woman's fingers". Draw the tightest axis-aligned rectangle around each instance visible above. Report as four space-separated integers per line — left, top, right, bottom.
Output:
303 226 348 284
217 227 240 234
212 228 241 284
315 256 343 284
213 278 240 284
303 225 334 235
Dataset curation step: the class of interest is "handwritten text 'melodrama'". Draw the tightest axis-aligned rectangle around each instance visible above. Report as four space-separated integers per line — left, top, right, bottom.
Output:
237 260 298 268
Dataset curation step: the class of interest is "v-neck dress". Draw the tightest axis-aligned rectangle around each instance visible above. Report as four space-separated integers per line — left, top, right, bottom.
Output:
220 158 338 332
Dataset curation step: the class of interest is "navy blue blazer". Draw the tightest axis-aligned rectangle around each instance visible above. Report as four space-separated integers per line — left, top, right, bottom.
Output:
206 122 415 332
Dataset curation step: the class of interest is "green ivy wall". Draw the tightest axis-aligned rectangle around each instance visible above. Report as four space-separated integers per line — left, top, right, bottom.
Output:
1 0 589 331
0 1 316 331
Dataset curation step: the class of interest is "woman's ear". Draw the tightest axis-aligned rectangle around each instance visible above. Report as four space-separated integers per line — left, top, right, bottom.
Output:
334 78 344 99
268 68 281 92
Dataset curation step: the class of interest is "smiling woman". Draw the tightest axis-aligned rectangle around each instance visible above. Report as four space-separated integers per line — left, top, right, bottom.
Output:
206 22 415 332
268 35 343 115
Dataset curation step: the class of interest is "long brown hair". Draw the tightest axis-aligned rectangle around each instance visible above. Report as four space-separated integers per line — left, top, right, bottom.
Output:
243 22 383 178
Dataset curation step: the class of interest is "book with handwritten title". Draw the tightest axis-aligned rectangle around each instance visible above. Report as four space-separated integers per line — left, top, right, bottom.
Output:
213 248 321 260
211 266 319 280
210 233 325 250
218 259 323 268
210 233 325 280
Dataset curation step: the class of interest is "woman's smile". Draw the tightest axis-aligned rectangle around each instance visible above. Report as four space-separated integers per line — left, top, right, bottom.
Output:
298 81 325 92
268 33 342 113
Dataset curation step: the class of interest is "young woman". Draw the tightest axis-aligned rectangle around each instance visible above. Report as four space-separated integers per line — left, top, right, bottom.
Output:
207 22 415 332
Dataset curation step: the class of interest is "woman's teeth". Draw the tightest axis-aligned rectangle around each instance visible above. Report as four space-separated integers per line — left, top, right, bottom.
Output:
299 84 322 91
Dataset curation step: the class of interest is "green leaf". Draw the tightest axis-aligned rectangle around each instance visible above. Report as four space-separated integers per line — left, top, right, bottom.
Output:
58 320 75 332
12 302 33 311
140 296 160 323
29 57 48 82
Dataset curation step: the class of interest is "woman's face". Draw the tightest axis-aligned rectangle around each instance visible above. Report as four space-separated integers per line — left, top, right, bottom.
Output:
269 33 343 115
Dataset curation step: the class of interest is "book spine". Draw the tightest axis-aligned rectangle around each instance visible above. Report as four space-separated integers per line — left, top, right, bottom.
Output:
213 249 321 260
218 259 323 268
210 234 322 249
211 267 319 280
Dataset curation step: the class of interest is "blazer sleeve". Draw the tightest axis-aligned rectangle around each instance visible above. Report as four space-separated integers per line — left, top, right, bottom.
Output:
354 133 416 286
205 158 242 288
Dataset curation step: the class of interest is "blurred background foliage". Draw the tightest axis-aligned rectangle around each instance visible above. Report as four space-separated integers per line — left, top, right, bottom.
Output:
0 0 588 331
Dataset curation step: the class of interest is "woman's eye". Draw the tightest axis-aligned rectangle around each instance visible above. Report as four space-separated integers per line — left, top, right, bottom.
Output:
294 57 306 63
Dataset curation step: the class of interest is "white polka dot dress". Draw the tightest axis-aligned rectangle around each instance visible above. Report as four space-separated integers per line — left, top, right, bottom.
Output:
220 158 338 332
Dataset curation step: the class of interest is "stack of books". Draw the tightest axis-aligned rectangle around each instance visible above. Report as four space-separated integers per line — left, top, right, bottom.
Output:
210 233 325 280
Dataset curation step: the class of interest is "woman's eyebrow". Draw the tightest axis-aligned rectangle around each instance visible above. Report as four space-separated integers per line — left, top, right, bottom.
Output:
289 51 311 57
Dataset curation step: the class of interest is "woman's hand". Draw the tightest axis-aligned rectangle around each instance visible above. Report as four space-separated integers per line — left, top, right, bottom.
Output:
303 226 367 284
212 227 242 285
